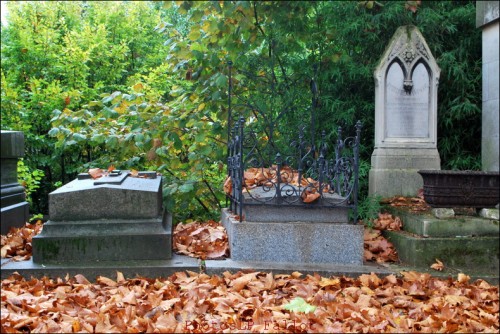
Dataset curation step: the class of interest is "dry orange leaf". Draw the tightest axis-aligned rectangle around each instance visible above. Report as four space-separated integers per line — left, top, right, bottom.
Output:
88 168 104 179
223 176 232 195
430 259 444 271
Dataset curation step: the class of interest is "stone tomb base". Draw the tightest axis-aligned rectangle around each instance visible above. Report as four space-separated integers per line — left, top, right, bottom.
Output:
221 208 363 265
32 213 172 264
369 147 441 197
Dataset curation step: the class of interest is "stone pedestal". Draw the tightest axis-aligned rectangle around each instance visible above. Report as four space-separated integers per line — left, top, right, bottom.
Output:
32 172 172 264
221 208 363 266
369 26 441 197
1 131 29 234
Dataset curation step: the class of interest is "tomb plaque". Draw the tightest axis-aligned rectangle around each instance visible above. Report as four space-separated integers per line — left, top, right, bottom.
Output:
386 63 430 138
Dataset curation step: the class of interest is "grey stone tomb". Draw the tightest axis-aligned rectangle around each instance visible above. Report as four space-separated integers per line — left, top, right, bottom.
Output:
477 1 499 172
369 25 441 197
32 171 172 263
1 130 29 234
221 191 364 266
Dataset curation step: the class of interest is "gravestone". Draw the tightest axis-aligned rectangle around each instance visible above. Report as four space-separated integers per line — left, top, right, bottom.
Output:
1 131 29 234
222 189 363 265
32 171 172 263
369 25 441 197
477 1 499 172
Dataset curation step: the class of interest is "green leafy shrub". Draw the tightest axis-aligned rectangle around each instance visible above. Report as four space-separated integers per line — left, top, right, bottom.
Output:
17 159 44 208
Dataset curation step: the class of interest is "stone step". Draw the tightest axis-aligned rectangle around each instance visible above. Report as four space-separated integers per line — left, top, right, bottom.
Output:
388 207 499 237
39 218 168 236
221 208 363 265
1 253 395 282
383 230 499 272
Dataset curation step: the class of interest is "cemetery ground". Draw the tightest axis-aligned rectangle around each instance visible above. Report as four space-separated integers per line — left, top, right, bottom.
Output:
1 197 499 333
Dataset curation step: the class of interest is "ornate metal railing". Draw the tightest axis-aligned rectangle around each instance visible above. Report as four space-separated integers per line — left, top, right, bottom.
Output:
226 58 362 224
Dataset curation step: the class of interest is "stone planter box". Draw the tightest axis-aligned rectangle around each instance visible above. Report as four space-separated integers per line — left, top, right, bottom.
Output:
418 170 500 208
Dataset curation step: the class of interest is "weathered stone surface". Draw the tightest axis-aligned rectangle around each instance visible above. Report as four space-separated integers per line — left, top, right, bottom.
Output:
431 208 455 219
476 0 499 28
479 12 499 172
369 25 441 197
1 131 29 234
241 185 350 223
1 252 395 282
479 208 499 220
221 208 363 265
32 213 172 263
384 230 499 272
0 131 25 158
49 174 162 220
33 172 171 264
387 207 499 238
1 202 29 235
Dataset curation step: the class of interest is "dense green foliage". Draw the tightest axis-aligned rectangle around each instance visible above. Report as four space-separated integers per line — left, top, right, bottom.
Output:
1 1 481 222
1 1 169 213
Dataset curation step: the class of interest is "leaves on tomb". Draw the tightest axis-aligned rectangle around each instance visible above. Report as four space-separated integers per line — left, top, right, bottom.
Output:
224 166 326 204
1 270 498 333
88 167 105 179
382 193 430 212
0 221 43 261
372 212 402 231
86 166 160 179
172 220 229 259
301 188 321 203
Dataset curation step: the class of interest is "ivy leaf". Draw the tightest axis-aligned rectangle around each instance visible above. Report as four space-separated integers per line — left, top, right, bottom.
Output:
282 297 316 314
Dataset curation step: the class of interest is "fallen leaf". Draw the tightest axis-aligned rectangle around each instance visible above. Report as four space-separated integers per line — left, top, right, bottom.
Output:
223 176 232 195
430 259 444 271
282 297 317 314
88 168 104 179
457 273 470 284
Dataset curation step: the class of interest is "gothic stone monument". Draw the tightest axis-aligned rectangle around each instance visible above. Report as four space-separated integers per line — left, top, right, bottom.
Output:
1 130 29 234
32 171 172 263
369 25 441 197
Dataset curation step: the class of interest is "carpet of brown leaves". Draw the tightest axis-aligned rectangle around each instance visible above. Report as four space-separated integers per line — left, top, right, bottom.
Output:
1 221 43 262
173 220 229 260
2 217 499 332
363 213 401 264
2 270 498 333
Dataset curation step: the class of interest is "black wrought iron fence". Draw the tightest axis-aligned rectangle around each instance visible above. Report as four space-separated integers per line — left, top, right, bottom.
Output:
225 57 362 224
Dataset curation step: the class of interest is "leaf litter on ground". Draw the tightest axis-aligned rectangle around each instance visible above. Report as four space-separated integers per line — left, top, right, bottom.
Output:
2 215 499 332
1 270 498 333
